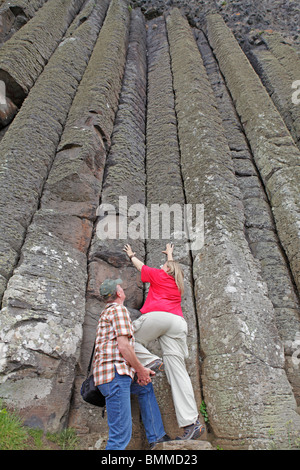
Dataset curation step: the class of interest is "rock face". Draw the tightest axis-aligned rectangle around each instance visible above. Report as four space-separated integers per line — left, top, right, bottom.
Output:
0 0 300 450
0 0 85 106
153 440 213 451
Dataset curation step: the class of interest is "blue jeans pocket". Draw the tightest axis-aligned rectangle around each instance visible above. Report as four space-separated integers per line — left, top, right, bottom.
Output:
98 382 110 397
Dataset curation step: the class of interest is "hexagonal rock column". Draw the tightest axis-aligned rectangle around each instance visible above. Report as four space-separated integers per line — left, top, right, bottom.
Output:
0 0 84 106
205 12 300 298
144 16 203 439
0 1 49 44
0 0 110 302
166 8 300 450
0 0 130 432
249 39 300 150
195 27 300 412
67 6 146 447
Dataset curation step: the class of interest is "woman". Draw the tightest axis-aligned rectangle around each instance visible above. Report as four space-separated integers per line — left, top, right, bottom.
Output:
123 242 204 441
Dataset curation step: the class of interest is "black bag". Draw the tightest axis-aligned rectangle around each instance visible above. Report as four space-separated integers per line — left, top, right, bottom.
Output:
80 343 105 407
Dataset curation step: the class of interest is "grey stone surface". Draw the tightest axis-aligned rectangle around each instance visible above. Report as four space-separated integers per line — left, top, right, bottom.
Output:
0 0 130 431
0 0 84 104
144 15 202 438
166 8 300 450
0 0 299 450
195 26 300 408
153 439 213 451
0 0 110 303
0 1 48 44
249 48 300 149
67 5 145 442
205 12 300 299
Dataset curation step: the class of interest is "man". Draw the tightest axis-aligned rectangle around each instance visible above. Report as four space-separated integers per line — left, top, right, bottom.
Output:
93 278 170 450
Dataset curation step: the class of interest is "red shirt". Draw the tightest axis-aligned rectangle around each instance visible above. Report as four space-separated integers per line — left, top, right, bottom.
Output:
140 265 183 317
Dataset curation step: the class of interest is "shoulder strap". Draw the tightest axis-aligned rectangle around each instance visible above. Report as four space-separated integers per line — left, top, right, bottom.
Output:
87 305 110 376
87 342 95 377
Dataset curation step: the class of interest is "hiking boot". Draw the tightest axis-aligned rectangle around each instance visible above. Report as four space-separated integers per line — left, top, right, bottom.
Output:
175 419 205 441
150 434 172 449
146 359 164 374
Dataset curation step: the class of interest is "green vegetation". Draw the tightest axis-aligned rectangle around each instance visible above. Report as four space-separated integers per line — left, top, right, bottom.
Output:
0 401 78 450
0 404 28 450
199 400 209 424
46 428 78 450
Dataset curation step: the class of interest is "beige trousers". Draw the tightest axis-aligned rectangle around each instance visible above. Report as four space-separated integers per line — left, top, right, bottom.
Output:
133 311 198 428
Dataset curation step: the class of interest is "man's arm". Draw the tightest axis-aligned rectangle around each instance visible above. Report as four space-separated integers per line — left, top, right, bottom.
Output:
117 335 154 384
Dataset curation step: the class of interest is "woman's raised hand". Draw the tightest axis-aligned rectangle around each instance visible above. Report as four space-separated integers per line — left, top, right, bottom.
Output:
162 243 174 255
123 244 135 259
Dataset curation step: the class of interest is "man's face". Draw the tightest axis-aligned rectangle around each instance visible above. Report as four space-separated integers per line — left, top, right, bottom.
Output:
116 285 126 303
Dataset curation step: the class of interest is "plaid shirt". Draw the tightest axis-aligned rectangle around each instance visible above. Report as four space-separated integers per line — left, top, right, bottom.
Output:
93 302 135 385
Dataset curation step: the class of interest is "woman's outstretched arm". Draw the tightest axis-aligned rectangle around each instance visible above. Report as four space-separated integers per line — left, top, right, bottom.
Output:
123 244 144 272
162 243 174 261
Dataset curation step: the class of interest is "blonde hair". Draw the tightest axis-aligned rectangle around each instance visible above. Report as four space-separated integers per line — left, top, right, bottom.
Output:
165 261 184 295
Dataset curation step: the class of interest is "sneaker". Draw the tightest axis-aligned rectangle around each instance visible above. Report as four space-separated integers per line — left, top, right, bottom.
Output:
175 419 205 441
150 434 171 449
133 359 164 382
146 359 164 374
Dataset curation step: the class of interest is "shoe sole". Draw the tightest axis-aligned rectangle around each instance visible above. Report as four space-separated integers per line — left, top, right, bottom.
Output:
192 424 205 440
176 424 205 441
134 360 164 383
147 360 164 374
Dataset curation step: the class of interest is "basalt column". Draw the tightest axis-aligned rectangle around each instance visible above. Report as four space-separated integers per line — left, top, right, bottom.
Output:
0 0 110 302
248 35 300 151
248 31 300 150
0 0 49 44
205 13 300 298
196 27 300 408
0 0 131 432
0 0 84 107
166 8 300 450
144 16 203 438
68 8 148 449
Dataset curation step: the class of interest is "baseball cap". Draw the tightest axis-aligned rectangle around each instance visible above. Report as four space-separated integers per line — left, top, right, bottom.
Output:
99 278 123 297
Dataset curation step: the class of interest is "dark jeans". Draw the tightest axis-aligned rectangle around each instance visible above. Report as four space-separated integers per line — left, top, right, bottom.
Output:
98 370 165 450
